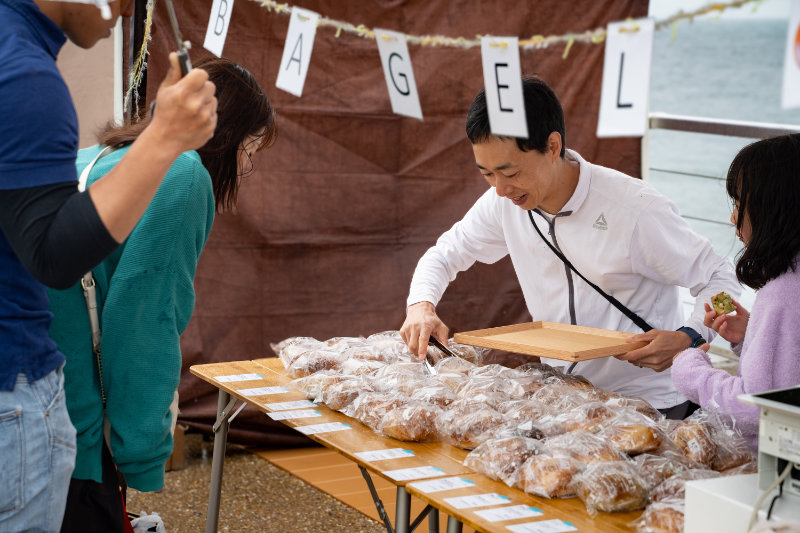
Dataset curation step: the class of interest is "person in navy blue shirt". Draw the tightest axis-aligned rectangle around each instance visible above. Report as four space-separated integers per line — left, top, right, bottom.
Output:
0 1 218 530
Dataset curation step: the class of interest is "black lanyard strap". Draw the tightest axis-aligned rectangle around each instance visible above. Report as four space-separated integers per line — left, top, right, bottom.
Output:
526 210 653 332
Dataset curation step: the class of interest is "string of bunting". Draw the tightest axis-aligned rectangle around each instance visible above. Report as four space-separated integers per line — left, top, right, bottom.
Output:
124 0 155 118
253 0 763 52
125 0 763 117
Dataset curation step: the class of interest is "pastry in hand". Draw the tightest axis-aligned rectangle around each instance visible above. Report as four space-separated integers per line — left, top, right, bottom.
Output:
711 291 736 314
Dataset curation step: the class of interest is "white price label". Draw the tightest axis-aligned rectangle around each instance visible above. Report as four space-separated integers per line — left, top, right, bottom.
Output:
409 477 475 493
238 386 289 397
382 466 445 482
214 373 263 383
506 519 577 533
354 449 415 462
295 422 351 435
267 409 322 421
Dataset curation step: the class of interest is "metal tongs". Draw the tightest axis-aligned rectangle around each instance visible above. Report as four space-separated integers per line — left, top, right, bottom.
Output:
163 0 192 75
422 335 460 375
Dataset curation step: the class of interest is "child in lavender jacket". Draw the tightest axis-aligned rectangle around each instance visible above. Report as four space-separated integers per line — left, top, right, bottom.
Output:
671 133 800 451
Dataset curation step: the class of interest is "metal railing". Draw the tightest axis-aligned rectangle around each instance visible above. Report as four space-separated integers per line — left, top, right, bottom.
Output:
642 112 800 181
642 113 800 360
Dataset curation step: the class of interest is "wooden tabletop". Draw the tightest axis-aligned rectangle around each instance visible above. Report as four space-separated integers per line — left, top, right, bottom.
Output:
191 358 642 532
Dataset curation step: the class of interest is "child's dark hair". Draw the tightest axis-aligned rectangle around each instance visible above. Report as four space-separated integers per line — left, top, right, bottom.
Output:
726 133 800 289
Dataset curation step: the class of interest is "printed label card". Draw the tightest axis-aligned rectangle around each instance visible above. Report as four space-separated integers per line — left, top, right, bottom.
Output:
214 373 263 383
375 28 423 120
597 17 655 137
354 449 415 461
238 386 288 397
480 36 528 139
506 519 577 533
295 422 351 435
203 0 235 57
474 504 542 522
382 466 445 481
267 409 322 421
265 400 316 411
444 493 511 509
276 6 320 97
408 477 475 493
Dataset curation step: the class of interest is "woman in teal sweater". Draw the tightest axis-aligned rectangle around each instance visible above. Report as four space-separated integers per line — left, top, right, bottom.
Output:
48 57 276 531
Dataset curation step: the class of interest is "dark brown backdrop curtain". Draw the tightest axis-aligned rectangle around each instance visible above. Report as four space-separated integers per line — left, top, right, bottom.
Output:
134 0 648 444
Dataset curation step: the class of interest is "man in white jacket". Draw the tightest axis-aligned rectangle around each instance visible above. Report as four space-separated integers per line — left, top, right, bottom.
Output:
400 76 739 418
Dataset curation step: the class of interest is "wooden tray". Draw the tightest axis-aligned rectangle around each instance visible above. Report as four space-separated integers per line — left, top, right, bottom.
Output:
453 321 647 362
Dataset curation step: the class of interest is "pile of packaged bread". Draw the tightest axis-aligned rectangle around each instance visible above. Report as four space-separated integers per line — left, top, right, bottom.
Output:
275 331 756 533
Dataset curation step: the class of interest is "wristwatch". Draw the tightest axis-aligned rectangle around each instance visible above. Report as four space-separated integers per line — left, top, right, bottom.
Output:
677 326 706 348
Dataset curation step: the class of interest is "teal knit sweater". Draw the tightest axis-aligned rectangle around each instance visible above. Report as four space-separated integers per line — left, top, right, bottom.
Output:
48 145 214 491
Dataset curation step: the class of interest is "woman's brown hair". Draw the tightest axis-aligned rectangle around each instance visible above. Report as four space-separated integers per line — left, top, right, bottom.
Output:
99 57 276 212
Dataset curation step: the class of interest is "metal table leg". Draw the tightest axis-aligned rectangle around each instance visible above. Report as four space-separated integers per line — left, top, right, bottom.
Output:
205 390 236 533
395 486 412 533
446 515 463 533
427 509 439 532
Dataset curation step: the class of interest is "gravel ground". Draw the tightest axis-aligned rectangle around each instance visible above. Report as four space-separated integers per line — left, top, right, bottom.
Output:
126 433 384 533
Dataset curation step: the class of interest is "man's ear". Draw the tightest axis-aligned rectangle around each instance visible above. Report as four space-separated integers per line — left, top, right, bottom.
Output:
547 131 562 160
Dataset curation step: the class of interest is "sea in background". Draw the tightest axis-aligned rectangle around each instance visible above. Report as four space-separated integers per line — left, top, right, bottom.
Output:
646 18 800 327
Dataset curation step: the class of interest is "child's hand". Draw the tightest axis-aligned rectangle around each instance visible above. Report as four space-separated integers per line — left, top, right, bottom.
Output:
703 299 749 344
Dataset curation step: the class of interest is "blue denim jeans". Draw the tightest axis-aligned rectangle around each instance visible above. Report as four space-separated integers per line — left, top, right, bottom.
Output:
0 365 77 533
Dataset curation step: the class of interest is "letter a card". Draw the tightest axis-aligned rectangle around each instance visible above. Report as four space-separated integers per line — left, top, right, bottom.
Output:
276 6 320 97
375 28 423 120
203 0 235 57
597 18 654 137
481 36 527 139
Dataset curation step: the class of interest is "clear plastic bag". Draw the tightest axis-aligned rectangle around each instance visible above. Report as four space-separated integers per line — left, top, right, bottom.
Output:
514 453 585 498
377 402 442 441
667 414 717 467
631 498 685 533
437 403 506 450
573 460 649 516
318 377 371 411
288 371 342 401
543 430 625 465
464 436 542 485
285 349 344 378
650 468 720 502
598 410 667 456
345 391 410 430
629 452 691 492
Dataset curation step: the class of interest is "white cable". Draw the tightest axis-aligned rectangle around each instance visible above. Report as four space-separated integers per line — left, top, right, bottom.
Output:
748 462 797 531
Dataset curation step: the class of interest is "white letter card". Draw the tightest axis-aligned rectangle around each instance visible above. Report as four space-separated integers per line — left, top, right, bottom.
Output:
597 18 655 137
781 0 800 109
481 36 528 139
276 6 320 97
375 28 423 120
203 0 235 57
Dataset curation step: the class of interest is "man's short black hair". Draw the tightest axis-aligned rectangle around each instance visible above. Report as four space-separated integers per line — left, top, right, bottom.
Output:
465 75 566 157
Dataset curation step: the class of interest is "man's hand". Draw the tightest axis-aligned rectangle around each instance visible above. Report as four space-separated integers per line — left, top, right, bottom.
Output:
615 329 692 372
400 302 449 361
148 53 217 157
703 300 749 345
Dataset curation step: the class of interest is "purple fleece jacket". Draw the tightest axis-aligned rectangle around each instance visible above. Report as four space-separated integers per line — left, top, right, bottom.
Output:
672 259 800 451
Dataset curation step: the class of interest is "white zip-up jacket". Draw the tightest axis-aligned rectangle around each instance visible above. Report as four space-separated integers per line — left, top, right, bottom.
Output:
408 149 740 409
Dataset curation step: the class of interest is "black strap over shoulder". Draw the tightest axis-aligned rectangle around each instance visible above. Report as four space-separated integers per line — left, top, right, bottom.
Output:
527 210 653 332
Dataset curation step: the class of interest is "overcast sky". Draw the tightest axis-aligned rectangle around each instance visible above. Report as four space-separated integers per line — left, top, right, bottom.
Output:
648 0 791 19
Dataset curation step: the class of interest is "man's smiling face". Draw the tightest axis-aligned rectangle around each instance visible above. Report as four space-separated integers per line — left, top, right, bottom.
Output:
472 134 562 213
